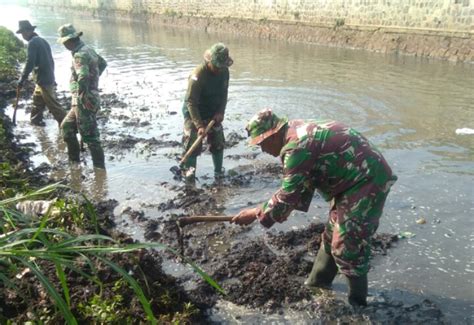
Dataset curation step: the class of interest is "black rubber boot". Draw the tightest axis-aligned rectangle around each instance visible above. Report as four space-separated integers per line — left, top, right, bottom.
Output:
30 103 45 126
346 274 368 307
304 245 338 288
212 150 224 176
213 150 225 184
31 118 46 127
89 142 105 169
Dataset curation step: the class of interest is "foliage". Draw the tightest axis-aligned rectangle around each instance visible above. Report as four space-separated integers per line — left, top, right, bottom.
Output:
163 8 183 18
334 18 345 28
77 280 133 323
0 121 29 199
0 162 29 199
0 26 26 82
158 302 199 324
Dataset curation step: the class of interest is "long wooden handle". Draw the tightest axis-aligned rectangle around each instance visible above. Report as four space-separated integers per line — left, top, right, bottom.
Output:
179 119 216 165
12 87 20 125
178 215 234 227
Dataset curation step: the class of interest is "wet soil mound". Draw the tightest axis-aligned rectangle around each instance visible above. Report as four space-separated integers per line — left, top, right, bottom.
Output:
150 184 225 216
160 219 398 311
104 135 180 151
266 222 325 252
224 131 246 148
211 240 313 311
142 206 444 323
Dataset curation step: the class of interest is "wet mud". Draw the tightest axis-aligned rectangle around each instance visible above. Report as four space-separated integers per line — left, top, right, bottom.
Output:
136 199 445 323
7 87 447 323
124 172 446 323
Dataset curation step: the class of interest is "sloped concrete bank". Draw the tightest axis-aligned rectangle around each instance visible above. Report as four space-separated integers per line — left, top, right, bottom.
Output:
28 1 474 63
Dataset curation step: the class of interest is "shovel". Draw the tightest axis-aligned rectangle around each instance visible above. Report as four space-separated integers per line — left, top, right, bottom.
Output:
175 215 234 255
12 87 20 125
170 119 216 178
177 215 234 227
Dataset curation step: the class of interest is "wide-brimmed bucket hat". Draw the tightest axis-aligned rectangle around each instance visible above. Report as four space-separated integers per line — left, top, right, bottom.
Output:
246 108 288 146
57 23 83 44
16 20 36 34
203 42 233 69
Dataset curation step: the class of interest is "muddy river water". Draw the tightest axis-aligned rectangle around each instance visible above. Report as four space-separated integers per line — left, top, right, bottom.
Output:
1 3 473 323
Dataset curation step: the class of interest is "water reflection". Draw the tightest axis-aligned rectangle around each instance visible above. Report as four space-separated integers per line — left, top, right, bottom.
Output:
33 125 65 166
69 165 108 201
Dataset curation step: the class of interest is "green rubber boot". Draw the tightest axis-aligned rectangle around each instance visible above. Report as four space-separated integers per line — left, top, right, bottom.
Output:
346 274 368 307
304 244 338 288
89 142 105 169
65 136 81 164
211 150 224 178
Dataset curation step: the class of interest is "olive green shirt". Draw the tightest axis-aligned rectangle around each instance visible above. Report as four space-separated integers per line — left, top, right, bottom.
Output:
183 62 229 129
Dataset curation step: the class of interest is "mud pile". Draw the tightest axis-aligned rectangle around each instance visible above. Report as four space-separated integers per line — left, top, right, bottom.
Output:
129 177 445 323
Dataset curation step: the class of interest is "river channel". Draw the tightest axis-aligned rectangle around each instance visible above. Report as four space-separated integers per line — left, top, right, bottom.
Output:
1 2 473 323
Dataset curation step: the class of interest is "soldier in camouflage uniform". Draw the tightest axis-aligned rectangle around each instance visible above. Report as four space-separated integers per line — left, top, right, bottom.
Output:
231 108 397 306
182 43 233 182
57 24 107 169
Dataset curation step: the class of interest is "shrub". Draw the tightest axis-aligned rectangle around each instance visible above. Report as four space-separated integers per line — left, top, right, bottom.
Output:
0 26 26 82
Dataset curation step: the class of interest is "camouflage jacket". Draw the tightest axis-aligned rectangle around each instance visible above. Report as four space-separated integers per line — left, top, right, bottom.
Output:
258 119 396 228
183 62 229 129
69 41 107 109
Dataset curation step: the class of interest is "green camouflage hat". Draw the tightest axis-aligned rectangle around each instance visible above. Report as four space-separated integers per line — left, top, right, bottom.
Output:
57 24 83 44
204 43 233 68
246 109 288 145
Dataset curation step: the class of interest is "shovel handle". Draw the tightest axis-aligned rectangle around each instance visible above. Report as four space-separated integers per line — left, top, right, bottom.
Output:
178 215 234 227
12 87 20 125
179 119 216 165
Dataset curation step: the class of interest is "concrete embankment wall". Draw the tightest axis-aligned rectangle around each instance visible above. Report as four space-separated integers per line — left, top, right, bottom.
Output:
28 0 474 62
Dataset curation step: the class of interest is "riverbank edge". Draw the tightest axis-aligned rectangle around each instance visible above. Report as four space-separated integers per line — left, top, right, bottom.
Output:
31 4 474 63
0 31 207 322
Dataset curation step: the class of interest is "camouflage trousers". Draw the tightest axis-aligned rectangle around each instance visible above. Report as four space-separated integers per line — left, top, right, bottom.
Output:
182 118 225 156
31 84 66 125
322 176 397 277
61 97 101 144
